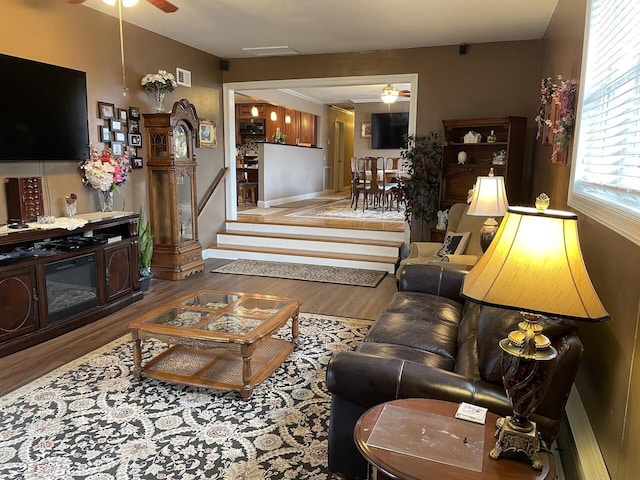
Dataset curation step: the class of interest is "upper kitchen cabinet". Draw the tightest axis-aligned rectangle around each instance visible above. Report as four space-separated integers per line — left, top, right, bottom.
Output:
299 111 317 146
440 116 527 207
283 109 300 145
237 103 266 119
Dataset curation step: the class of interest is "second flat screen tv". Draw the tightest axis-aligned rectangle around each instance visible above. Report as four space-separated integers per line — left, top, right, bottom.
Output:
371 112 409 149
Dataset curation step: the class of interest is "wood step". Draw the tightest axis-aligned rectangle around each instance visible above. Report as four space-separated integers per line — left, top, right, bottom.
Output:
220 230 402 248
211 244 399 264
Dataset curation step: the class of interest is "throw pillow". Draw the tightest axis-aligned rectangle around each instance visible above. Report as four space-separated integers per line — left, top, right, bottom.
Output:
436 231 470 258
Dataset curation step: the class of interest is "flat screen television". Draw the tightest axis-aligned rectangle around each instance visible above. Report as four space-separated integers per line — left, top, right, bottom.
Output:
0 54 89 161
371 112 409 149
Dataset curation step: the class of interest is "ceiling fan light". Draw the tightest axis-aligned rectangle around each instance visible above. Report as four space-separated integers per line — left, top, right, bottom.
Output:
381 84 399 104
122 0 139 7
250 106 259 117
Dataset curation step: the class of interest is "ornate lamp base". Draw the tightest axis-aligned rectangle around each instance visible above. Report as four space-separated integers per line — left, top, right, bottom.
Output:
490 416 544 470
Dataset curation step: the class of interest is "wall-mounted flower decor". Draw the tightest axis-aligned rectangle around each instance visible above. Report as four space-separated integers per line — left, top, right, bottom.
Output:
535 75 578 165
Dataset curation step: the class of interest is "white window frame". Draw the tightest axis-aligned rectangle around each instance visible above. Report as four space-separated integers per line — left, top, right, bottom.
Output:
568 0 640 246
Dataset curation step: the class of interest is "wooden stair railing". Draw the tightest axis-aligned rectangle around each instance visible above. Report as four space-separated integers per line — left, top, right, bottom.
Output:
198 167 229 217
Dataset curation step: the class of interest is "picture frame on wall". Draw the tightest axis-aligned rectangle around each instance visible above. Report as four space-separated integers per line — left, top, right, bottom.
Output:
112 142 123 156
198 119 217 148
129 119 140 134
132 157 143 169
99 125 111 143
110 119 123 132
129 106 140 119
129 133 142 147
361 122 372 138
127 146 137 157
114 131 126 143
118 108 128 123
98 101 115 120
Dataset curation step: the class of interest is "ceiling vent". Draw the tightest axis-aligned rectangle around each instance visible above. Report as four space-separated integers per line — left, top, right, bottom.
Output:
176 68 191 87
242 46 300 57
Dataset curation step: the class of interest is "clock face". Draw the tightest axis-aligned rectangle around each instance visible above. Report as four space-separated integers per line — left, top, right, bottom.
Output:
174 125 188 158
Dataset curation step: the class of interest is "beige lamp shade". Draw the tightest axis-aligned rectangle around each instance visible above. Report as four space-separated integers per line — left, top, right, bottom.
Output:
461 206 610 321
467 171 509 217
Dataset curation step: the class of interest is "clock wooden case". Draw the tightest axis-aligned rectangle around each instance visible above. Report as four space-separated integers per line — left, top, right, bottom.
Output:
142 99 204 280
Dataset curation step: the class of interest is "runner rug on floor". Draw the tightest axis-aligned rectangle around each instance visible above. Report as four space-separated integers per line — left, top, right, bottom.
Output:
212 259 387 287
286 199 405 222
0 313 371 480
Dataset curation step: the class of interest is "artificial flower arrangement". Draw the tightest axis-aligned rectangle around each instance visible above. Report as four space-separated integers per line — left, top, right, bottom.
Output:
535 75 578 164
81 145 132 192
141 69 177 93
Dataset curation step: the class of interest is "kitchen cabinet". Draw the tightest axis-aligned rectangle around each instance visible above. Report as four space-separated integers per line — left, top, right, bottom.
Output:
237 103 266 119
283 109 300 145
266 106 284 142
143 99 205 280
299 111 317 146
440 116 527 207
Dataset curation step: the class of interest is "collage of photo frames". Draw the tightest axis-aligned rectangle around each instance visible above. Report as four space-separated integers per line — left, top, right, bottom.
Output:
97 101 144 169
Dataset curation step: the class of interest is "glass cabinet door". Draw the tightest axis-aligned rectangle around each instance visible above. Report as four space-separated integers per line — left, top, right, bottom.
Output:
177 169 193 242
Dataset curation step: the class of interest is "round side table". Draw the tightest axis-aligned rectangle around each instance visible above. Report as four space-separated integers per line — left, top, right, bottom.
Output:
354 398 557 480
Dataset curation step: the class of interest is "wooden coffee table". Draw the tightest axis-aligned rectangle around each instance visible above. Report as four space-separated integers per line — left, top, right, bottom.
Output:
355 399 557 480
129 290 301 400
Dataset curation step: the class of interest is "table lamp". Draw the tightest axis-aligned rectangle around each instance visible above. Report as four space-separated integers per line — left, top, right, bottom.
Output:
461 195 610 470
467 168 509 251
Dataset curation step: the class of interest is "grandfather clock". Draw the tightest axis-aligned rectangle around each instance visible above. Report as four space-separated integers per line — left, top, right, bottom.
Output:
142 99 204 280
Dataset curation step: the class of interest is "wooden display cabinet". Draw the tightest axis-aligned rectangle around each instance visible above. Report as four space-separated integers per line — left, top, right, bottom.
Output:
143 99 204 280
440 117 527 208
0 212 142 357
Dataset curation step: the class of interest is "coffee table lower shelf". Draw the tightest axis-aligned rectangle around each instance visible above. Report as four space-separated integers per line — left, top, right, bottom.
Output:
138 337 293 399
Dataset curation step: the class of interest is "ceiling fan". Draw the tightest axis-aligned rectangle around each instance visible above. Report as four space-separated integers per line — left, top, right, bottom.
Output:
381 84 411 103
67 0 178 14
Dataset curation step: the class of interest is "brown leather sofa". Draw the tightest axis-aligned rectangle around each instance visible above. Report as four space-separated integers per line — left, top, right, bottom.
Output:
326 264 583 479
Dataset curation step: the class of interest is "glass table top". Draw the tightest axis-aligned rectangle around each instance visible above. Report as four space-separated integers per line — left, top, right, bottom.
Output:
131 290 299 337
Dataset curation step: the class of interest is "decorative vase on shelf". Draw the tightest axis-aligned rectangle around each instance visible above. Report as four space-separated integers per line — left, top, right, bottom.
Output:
98 189 114 212
155 90 167 113
65 201 77 218
457 151 468 164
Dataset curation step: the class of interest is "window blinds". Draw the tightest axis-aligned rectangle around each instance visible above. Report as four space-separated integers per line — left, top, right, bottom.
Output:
573 0 640 215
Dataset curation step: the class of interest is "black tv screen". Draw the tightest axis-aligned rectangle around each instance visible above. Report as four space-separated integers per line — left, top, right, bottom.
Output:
371 112 409 149
0 54 89 161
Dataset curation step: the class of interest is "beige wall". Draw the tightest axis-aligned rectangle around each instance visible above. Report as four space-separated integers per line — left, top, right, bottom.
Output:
1 0 226 248
538 0 640 479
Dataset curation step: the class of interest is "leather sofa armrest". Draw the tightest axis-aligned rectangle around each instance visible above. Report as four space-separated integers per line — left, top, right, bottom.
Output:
326 351 512 413
397 264 466 302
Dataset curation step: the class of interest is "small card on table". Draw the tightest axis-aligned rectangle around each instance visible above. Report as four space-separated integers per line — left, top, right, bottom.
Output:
455 402 488 424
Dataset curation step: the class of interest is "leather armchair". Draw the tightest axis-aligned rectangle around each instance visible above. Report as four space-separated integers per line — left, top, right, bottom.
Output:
326 264 584 479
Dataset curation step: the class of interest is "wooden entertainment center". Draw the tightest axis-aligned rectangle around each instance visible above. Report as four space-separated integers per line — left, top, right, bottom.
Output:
0 212 143 357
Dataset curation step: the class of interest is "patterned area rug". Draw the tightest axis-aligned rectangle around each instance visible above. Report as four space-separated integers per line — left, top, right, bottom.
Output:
212 259 387 287
287 199 405 222
0 314 370 480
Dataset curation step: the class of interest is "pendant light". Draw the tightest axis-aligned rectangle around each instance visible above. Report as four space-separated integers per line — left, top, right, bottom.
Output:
381 84 399 104
251 106 259 117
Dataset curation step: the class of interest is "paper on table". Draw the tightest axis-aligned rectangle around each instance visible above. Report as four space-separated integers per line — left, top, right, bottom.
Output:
366 404 485 472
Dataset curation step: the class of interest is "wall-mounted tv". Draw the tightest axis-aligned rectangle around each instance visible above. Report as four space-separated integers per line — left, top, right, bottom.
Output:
0 54 89 161
371 112 409 149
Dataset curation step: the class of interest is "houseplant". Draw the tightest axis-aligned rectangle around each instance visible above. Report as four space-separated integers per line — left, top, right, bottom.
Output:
138 206 153 292
401 132 443 241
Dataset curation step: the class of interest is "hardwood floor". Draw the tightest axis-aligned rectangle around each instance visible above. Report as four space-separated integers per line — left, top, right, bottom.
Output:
0 258 397 396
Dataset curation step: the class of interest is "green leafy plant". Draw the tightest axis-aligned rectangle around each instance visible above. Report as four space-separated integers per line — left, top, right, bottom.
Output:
401 132 443 235
138 207 153 278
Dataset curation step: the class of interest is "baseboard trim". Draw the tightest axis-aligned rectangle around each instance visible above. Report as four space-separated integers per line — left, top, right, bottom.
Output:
561 385 610 480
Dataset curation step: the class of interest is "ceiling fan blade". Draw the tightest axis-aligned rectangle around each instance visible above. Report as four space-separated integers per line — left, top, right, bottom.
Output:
67 0 87 4
398 90 411 97
146 0 179 13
